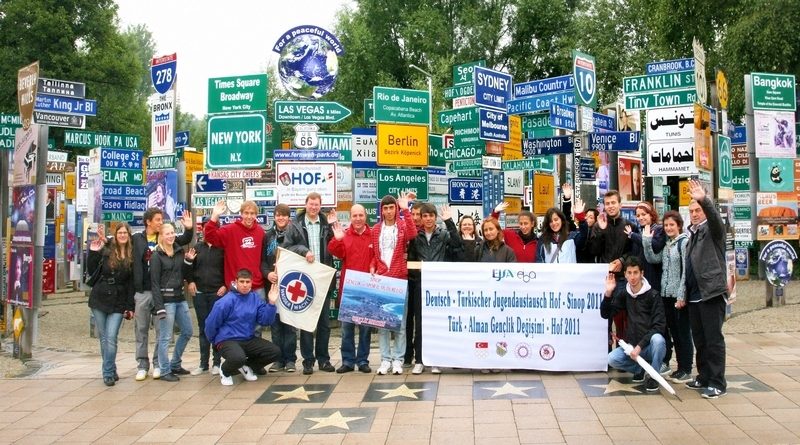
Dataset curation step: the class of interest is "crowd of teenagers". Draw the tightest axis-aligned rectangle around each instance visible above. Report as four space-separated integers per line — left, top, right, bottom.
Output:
86 179 730 399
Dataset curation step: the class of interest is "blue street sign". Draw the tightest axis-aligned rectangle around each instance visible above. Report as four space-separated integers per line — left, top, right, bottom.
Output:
175 131 189 148
481 169 504 221
473 66 513 112
478 108 510 142
102 185 147 198
549 102 577 131
587 131 641 151
580 157 596 181
131 215 145 227
218 214 269 226
448 178 483 204
706 105 718 133
273 150 342 161
266 208 298 221
151 53 177 95
513 74 574 99
100 148 144 170
101 199 147 212
645 58 695 76
507 91 575 115
732 126 746 145
522 135 575 157
34 94 97 116
194 173 227 193
593 112 616 132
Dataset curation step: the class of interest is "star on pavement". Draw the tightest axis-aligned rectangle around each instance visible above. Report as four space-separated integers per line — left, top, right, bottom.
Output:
376 384 430 400
305 411 365 430
727 380 754 391
589 379 642 395
482 382 536 397
272 386 325 402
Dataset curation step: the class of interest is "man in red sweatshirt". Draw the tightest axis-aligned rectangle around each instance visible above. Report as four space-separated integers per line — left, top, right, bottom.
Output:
328 204 373 373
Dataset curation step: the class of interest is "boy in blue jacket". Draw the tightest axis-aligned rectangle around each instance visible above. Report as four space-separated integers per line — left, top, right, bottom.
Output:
205 268 281 386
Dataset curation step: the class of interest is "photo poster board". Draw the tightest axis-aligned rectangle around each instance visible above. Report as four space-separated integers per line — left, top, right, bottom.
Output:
338 270 408 331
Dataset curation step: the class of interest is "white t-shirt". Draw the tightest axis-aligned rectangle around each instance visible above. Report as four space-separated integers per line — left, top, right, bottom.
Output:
379 223 397 269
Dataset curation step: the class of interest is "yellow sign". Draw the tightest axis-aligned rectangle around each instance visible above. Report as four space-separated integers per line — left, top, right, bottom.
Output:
504 115 522 154
679 180 690 206
65 172 76 200
716 70 728 110
376 123 429 167
533 173 555 215
184 151 204 183
694 103 712 169
504 197 522 214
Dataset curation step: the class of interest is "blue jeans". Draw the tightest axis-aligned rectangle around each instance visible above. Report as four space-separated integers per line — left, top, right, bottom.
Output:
92 309 123 378
378 328 406 362
300 298 331 365
193 291 221 369
158 301 194 375
270 314 297 365
608 333 666 375
341 322 371 367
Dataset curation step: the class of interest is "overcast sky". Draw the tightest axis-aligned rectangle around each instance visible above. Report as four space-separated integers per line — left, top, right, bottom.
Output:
115 0 354 117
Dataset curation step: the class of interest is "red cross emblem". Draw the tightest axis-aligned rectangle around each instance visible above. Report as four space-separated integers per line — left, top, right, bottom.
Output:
287 280 307 303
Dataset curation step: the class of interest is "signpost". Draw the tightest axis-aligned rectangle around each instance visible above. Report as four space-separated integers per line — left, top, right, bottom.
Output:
373 87 431 125
693 38 707 105
478 108 510 142
473 66 512 111
507 91 575 115
102 169 144 185
175 131 189 148
377 169 429 200
32 111 84 129
625 89 697 110
623 71 696 94
549 102 577 131
587 131 641 152
376 123 428 166
34 94 96 116
64 130 140 149
37 78 85 98
514 74 573 99
448 178 482 204
573 50 597 108
194 173 228 193
718 135 733 188
364 99 376 125
645 58 695 75
192 193 226 209
207 74 267 114
206 112 267 169
453 60 486 85
147 154 176 170
151 53 177 95
522 135 575 157
99 148 143 170
750 73 797 111
274 100 352 123
438 107 479 128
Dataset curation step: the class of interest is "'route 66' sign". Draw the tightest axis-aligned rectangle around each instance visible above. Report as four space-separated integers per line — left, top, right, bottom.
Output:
294 123 319 149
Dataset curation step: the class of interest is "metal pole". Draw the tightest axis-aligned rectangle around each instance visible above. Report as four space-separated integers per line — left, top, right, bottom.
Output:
409 64 434 132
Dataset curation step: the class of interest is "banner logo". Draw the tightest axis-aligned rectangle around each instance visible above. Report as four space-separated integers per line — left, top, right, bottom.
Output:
279 271 316 312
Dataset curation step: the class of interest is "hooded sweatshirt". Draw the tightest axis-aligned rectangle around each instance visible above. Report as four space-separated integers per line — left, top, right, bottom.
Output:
204 219 266 289
371 196 417 279
204 288 277 346
600 276 665 350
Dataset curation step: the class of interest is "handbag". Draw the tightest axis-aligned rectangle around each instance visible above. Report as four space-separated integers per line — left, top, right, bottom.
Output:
85 257 103 287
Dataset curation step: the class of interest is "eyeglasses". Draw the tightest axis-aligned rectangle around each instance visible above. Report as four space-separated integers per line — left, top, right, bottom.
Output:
117 232 129 235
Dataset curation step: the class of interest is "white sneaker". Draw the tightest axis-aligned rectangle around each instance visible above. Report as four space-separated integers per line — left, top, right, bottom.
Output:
392 360 403 375
412 364 424 375
239 365 258 381
377 360 391 375
190 367 207 376
135 370 148 381
220 372 233 386
431 367 441 374
152 368 161 379
211 365 220 375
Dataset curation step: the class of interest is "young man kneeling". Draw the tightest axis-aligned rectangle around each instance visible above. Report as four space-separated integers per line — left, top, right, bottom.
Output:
601 257 667 392
205 269 281 386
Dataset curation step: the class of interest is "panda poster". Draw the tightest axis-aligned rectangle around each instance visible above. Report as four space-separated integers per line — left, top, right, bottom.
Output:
758 158 794 192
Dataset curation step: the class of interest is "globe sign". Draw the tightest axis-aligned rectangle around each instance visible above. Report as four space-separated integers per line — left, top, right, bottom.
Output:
759 240 798 288
277 33 339 99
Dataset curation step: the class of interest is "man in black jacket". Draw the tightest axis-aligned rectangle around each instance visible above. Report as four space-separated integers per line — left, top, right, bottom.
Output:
131 208 194 381
601 257 666 392
281 193 335 375
684 180 729 399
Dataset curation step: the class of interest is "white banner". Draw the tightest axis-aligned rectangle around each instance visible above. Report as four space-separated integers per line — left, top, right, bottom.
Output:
421 262 608 371
276 162 337 206
276 248 336 332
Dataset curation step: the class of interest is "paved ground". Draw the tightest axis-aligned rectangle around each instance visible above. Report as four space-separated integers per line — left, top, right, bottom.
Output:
1 330 799 444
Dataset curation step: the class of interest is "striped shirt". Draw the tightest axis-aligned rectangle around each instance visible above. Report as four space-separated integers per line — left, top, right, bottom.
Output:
305 216 321 259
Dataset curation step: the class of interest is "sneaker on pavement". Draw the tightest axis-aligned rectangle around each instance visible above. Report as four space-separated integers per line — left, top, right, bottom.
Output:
658 363 671 375
113 371 119 381
685 380 705 390
632 371 645 383
358 364 372 373
302 361 314 375
239 365 258 382
285 362 296 373
152 368 161 379
171 367 191 375
254 367 268 375
220 372 233 386
392 360 403 375
645 377 660 392
431 367 441 374
403 361 413 368
160 373 179 382
670 370 693 383
319 361 335 372
702 387 727 399
190 367 207 376
211 365 220 375
135 370 148 381
269 362 285 372
412 364 424 375
337 364 354 374
377 360 391 375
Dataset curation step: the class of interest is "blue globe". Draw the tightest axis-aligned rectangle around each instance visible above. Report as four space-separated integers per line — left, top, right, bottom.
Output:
278 34 339 99
765 249 793 287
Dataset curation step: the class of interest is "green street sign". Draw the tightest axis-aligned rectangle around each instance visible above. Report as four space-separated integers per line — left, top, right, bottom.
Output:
359 201 379 226
193 194 226 209
444 84 475 100
318 134 352 162
446 141 484 160
208 74 268 114
718 135 732 188
364 99 375 125
453 126 482 148
428 134 446 168
453 60 486 86
438 107 479 128
625 88 697 110
623 71 696 95
734 206 751 220
206 112 267 169
64 130 140 149
456 170 482 178
102 211 134 222
377 169 429 200
373 87 431 125
732 167 750 191
102 169 143 185
274 100 352 124
735 241 754 249
521 114 552 133
147 154 176 170
750 72 797 111
502 156 555 172
0 114 21 125
452 158 482 171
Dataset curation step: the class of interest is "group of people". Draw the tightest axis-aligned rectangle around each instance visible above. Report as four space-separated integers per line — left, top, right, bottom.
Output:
86 181 729 398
